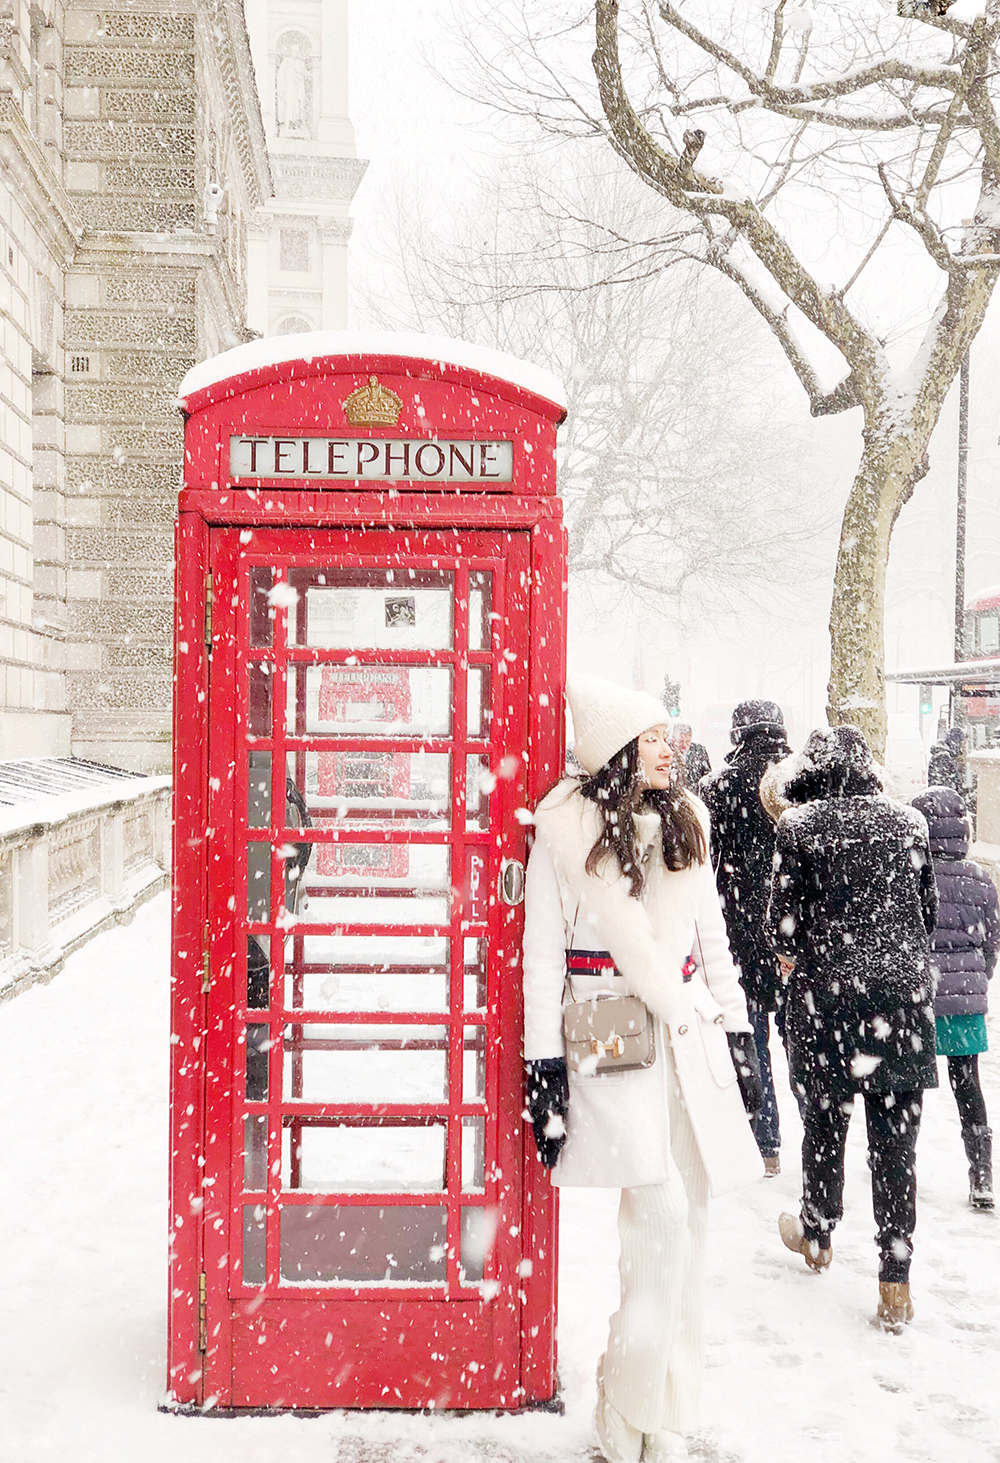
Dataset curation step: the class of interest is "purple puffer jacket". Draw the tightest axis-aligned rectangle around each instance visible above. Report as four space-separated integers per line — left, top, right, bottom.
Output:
911 787 1000 1017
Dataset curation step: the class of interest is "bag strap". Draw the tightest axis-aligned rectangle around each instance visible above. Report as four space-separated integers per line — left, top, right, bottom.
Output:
563 902 581 1003
693 920 707 974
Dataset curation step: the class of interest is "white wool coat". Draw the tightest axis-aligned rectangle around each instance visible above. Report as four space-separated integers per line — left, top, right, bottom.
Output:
523 779 764 1197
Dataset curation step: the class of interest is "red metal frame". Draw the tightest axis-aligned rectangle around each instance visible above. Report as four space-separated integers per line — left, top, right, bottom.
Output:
169 348 566 1412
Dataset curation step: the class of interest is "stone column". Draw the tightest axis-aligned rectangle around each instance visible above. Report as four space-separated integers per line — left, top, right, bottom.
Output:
320 217 350 329
246 219 270 337
318 0 353 151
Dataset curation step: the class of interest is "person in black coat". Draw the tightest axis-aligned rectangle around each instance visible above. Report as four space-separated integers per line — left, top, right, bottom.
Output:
699 700 790 1172
927 727 967 798
911 786 999 1208
766 726 938 1332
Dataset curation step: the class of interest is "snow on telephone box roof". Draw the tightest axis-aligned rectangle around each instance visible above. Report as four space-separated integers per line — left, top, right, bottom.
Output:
178 330 567 496
177 329 569 417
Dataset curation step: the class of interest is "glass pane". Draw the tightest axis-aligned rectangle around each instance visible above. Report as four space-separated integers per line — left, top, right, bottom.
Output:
248 660 273 737
463 1025 487 1104
466 755 491 831
460 1206 497 1285
467 666 491 740
468 572 492 653
282 1024 449 1103
295 842 451 927
286 665 452 739
247 935 270 1009
244 1114 268 1191
243 1204 267 1285
288 567 454 649
464 937 487 1011
249 567 274 647
284 934 450 1012
981 615 999 654
280 1204 447 1284
282 1122 447 1193
245 1023 271 1102
288 749 451 830
248 750 272 827
462 1116 486 1193
247 841 271 923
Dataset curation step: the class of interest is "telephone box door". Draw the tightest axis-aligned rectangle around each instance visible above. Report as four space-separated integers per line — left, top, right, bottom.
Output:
202 525 532 1409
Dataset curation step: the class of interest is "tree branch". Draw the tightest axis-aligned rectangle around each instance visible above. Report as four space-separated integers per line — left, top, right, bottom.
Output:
877 162 955 270
672 94 969 131
838 215 894 299
658 0 961 103
593 0 880 389
710 253 860 416
901 2 973 40
765 0 787 86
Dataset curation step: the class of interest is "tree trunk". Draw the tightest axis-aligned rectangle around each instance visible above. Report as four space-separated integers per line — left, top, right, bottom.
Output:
827 423 931 758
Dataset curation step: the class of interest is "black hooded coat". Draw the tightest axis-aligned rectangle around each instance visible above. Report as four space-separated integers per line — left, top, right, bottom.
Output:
927 729 966 795
766 728 939 1096
699 723 790 1009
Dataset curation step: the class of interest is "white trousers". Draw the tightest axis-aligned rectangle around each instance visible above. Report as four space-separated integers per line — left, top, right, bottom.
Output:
602 1053 709 1435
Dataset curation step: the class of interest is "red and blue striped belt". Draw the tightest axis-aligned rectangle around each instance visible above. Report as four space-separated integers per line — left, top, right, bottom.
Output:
567 949 697 982
565 949 619 978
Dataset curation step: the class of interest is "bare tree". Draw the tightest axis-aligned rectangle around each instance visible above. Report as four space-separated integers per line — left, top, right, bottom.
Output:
447 0 1000 753
358 161 828 618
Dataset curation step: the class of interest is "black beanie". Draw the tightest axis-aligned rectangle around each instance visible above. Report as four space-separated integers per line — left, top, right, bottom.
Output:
731 699 786 742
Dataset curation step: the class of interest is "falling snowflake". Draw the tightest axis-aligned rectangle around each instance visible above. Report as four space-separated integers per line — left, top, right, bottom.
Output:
267 581 299 609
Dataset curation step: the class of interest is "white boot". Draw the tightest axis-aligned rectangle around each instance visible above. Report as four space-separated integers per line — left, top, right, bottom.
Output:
595 1359 643 1463
642 1429 690 1461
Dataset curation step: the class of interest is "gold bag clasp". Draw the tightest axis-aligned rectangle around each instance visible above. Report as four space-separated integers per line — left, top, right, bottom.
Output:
591 1035 626 1058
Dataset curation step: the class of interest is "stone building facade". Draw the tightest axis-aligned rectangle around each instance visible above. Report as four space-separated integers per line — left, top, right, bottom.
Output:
245 0 364 335
0 0 271 771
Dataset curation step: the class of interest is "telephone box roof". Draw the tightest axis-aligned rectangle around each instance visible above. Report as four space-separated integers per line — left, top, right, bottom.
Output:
177 330 568 420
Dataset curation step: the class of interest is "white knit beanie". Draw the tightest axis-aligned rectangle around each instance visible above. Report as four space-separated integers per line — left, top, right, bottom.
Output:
567 674 669 775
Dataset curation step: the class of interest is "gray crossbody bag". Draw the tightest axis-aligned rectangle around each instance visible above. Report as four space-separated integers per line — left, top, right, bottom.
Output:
562 908 706 1075
561 903 655 1075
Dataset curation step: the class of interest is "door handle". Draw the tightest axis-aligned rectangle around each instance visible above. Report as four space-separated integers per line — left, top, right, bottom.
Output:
498 858 525 905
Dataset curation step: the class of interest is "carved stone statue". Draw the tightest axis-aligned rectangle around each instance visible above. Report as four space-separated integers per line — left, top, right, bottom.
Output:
276 52 308 136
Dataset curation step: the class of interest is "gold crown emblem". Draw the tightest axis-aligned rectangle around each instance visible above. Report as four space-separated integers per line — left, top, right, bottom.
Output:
342 375 404 426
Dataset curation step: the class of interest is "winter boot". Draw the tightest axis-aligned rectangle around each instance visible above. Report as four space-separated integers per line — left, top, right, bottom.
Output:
962 1125 994 1210
778 1211 832 1271
875 1281 914 1333
595 1359 642 1463
642 1430 689 1461
763 1154 781 1177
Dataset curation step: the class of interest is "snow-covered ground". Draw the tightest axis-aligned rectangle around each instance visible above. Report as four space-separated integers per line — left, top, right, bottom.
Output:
2 892 998 1463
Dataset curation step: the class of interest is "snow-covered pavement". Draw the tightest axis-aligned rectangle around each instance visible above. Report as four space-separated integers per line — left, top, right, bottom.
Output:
2 892 999 1463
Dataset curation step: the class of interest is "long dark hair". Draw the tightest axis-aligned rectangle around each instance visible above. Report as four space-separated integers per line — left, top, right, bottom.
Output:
579 737 706 897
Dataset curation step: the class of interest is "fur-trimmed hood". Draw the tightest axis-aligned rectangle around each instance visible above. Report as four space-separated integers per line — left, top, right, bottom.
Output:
531 779 708 1032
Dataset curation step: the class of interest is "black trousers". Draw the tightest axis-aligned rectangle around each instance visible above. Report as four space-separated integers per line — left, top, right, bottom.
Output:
799 1089 924 1284
947 1055 989 1133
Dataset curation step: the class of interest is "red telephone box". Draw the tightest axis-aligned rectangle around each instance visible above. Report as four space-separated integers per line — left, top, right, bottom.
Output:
167 334 567 1412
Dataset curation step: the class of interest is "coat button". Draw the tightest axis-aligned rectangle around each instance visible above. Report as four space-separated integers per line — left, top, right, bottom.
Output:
714 1014 724 1025
677 1024 688 1036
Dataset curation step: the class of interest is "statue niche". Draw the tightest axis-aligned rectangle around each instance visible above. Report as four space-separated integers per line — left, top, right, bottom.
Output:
274 32 313 139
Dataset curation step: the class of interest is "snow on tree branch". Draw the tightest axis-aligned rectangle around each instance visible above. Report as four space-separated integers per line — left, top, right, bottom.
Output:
439 0 1000 750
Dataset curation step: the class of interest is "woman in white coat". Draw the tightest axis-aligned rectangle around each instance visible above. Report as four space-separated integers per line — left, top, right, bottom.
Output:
523 676 764 1463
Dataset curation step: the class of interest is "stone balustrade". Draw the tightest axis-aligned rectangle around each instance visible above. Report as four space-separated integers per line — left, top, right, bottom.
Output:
0 762 170 1001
